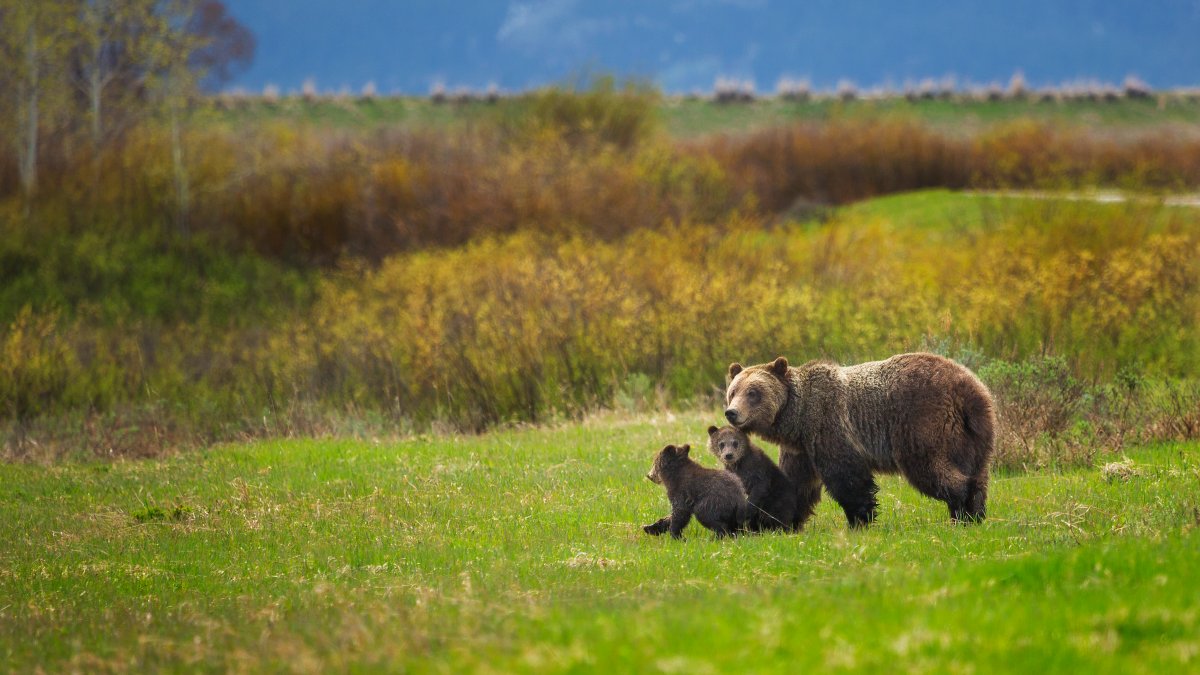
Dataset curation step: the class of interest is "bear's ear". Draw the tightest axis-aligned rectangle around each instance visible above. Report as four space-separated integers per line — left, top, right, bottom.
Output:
770 356 789 378
662 444 677 455
707 425 719 437
728 362 743 380
679 444 691 456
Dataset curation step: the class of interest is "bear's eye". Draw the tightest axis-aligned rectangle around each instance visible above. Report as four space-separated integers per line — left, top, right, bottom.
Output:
748 389 760 402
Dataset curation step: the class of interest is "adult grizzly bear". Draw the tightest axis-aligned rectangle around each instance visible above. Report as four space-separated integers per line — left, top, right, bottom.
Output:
724 353 995 528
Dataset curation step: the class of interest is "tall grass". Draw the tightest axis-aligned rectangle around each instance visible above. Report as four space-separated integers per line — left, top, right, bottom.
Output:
706 119 1200 211
281 198 1200 437
6 87 1200 266
4 195 1199 464
3 85 1200 460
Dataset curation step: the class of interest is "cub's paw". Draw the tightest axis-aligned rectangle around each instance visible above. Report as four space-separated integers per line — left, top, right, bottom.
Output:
643 517 670 536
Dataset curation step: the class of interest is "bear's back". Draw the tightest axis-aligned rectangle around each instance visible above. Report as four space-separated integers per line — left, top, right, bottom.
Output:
838 353 992 471
668 460 747 504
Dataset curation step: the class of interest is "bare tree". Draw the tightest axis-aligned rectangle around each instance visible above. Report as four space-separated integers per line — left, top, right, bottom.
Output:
0 0 255 205
72 0 161 145
0 1 69 198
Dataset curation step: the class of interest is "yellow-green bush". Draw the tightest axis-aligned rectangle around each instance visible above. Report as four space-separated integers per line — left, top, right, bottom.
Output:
502 76 662 150
255 198 1199 430
0 309 80 423
3 196 1199 462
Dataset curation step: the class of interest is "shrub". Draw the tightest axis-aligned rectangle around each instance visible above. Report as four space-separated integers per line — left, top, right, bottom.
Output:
0 309 79 425
502 76 661 150
980 356 1087 470
3 88 1200 460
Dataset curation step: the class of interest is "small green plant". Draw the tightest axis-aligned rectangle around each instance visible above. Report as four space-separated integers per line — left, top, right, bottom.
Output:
132 503 192 523
614 372 655 412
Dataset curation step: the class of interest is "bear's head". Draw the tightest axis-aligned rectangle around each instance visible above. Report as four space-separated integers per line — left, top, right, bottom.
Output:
724 356 790 433
646 443 691 484
707 425 750 466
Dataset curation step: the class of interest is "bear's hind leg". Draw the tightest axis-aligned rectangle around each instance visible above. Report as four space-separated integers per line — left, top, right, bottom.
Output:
898 457 976 524
668 507 693 539
959 469 988 523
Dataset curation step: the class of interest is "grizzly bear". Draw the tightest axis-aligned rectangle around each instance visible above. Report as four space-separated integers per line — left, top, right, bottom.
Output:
707 425 798 531
643 444 752 539
724 353 995 528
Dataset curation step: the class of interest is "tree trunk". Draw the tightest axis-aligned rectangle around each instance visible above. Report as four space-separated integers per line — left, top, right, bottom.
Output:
90 61 103 144
18 21 39 199
170 101 190 232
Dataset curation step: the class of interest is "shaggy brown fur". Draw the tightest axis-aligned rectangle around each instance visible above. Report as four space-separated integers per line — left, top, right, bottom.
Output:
643 444 752 539
707 425 798 531
725 353 995 528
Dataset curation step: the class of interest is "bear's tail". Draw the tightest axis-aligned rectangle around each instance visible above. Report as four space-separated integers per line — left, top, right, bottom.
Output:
957 379 997 475
960 392 995 443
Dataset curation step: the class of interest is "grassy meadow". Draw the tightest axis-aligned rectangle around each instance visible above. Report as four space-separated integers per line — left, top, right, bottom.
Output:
4 84 1200 671
1 411 1198 672
204 93 1200 138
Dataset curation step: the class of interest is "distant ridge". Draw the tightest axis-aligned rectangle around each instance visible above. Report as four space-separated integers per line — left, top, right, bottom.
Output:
223 0 1200 95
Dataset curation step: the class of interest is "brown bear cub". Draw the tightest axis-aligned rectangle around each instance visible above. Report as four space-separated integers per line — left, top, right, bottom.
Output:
643 444 752 539
707 425 798 531
725 353 995 529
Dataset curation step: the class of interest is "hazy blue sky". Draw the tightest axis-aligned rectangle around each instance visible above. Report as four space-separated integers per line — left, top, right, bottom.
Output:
223 1 1200 93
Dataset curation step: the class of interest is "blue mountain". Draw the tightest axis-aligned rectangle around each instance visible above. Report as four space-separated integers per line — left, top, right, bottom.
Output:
223 0 1200 94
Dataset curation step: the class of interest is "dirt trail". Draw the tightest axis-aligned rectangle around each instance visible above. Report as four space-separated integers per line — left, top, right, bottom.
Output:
968 190 1200 207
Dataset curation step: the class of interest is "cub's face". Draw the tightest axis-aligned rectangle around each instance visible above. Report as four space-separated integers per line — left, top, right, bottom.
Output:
724 356 790 433
707 425 749 466
646 444 690 484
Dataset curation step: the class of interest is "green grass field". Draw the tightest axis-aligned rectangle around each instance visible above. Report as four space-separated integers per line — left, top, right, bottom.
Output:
205 95 1200 138
2 409 1197 672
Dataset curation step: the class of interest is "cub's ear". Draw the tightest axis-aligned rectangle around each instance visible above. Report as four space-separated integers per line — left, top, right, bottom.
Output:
680 444 691 456
727 362 743 380
770 356 789 378
707 425 719 437
661 444 677 455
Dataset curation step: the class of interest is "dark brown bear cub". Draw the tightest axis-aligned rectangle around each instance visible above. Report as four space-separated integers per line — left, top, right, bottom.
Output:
707 425 798 531
643 444 751 539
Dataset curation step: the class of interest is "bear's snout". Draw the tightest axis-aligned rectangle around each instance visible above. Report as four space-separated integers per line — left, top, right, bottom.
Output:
724 408 739 424
722 452 734 462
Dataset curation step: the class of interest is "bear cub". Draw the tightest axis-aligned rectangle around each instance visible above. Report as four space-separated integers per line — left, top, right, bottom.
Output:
707 425 798 531
643 443 751 539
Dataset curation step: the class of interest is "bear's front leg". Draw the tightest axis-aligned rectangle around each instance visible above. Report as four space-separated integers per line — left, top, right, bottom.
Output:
740 501 761 532
711 522 734 538
642 516 671 536
778 444 823 528
814 440 879 528
746 482 787 531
